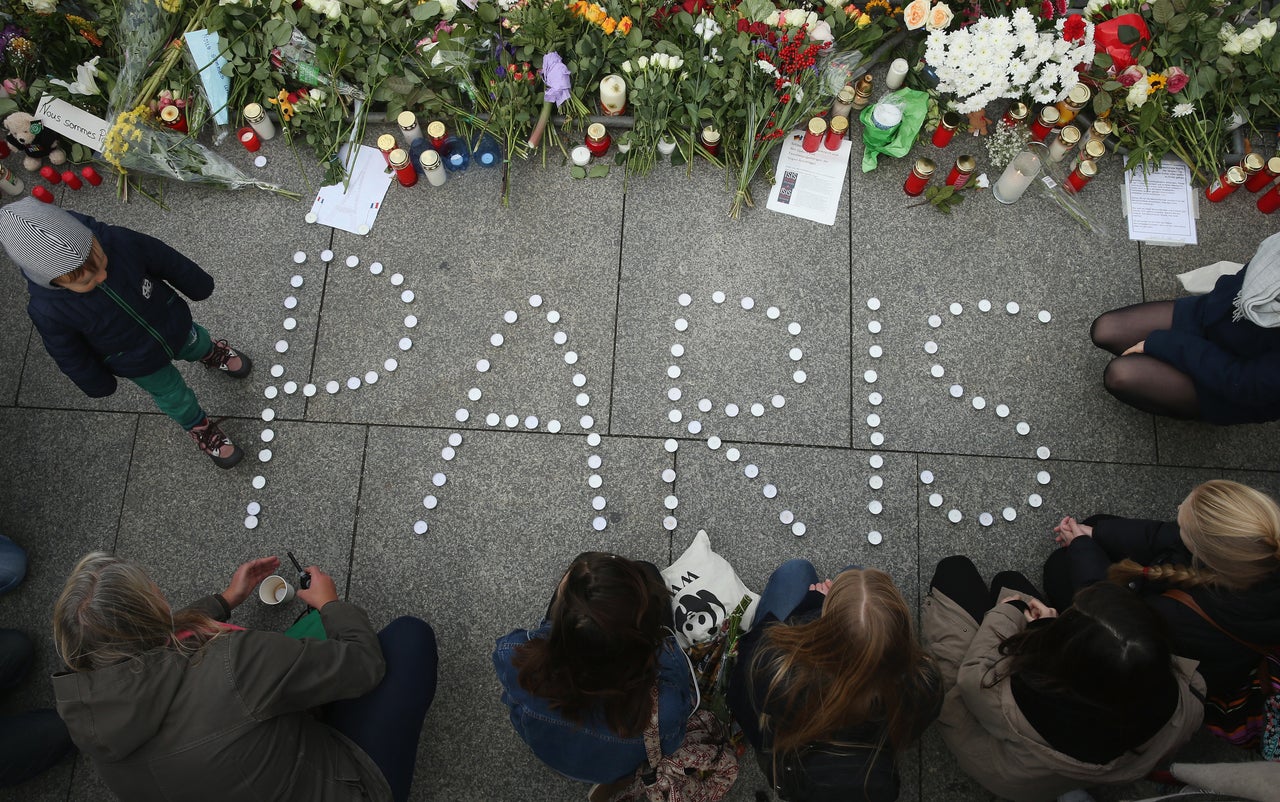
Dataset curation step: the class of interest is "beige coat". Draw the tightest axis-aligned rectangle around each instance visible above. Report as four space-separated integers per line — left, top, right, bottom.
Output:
922 588 1205 802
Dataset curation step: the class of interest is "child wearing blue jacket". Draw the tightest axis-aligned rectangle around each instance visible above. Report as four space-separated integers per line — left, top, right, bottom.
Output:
1090 231 1280 424
0 199 252 467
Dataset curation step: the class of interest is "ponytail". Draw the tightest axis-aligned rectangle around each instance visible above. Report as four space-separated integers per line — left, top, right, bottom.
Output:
1107 558 1214 588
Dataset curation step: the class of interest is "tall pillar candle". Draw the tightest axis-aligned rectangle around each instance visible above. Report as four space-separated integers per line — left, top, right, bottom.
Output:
243 103 276 141
599 74 627 116
885 58 909 90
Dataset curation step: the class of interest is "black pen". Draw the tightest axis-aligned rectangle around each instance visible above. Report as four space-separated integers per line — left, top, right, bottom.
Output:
286 551 312 589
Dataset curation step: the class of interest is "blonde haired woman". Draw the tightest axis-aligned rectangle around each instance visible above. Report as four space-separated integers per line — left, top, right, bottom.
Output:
52 553 437 802
726 560 941 801
1047 480 1280 720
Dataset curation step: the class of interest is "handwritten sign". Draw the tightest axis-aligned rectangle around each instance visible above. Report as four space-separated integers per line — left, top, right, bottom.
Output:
34 95 110 152
185 30 230 126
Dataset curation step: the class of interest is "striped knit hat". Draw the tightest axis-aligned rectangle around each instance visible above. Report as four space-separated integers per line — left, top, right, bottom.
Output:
0 198 93 287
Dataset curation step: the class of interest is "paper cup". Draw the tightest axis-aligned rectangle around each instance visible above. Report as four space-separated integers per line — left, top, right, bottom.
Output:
258 575 296 605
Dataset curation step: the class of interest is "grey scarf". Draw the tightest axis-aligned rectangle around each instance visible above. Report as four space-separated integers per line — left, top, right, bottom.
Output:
1232 231 1280 328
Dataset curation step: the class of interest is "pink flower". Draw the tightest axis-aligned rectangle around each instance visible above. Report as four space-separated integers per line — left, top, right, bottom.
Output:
1117 65 1147 86
3 78 25 95
1165 66 1189 93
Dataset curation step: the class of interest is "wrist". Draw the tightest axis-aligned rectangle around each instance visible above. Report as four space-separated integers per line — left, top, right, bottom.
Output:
218 588 244 609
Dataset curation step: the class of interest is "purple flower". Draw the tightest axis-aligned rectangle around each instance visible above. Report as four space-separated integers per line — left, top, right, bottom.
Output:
541 51 572 105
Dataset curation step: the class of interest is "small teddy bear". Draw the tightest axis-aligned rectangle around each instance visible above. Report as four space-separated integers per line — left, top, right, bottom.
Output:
4 112 68 172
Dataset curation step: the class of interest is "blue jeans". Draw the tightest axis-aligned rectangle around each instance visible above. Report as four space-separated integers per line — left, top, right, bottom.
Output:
755 559 861 624
0 537 26 596
326 617 438 802
0 630 74 787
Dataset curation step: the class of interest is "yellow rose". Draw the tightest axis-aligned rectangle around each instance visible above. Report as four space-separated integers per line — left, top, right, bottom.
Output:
857 12 872 25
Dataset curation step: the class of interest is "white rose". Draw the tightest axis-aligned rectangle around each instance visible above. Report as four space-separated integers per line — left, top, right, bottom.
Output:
805 11 818 28
439 0 457 18
1257 18 1277 40
22 0 56 12
659 53 672 69
1238 28 1262 53
325 0 342 18
1223 35 1242 55
671 56 684 69
784 8 806 26
638 55 649 69
765 11 780 26
1125 80 1150 108
621 60 631 74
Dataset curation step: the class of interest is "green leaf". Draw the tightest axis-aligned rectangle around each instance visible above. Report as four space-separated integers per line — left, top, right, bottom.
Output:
410 2 437 20
1094 52 1114 69
570 165 587 179
477 2 497 21
1166 14 1189 33
588 164 610 178
1118 24 1141 44
1152 0 1175 24
1094 91 1112 115
671 146 687 166
361 7 378 26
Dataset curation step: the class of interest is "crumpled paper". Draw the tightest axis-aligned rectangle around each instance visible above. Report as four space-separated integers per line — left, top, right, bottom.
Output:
859 87 929 172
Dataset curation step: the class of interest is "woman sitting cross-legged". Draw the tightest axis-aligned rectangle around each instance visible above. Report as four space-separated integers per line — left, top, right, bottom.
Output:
727 559 942 802
492 552 696 797
923 555 1203 802
52 553 438 802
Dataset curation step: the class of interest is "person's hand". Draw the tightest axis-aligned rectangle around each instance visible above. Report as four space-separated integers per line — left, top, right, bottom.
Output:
1000 596 1058 623
809 579 833 595
222 556 280 608
1053 516 1094 547
1022 598 1058 622
1122 340 1145 356
296 566 339 610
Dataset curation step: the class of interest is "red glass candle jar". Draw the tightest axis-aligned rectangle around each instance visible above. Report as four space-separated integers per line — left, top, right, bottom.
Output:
377 134 397 165
427 121 447 151
389 148 417 187
700 126 721 156
904 158 936 196
946 155 976 189
61 171 83 190
1064 159 1097 194
39 166 61 184
1205 166 1245 202
1258 184 1280 214
824 117 847 150
1246 155 1280 192
159 105 188 134
80 166 103 186
1001 102 1029 128
585 123 611 157
237 127 261 152
0 140 10 158
1029 106 1060 142
932 111 961 148
802 117 826 153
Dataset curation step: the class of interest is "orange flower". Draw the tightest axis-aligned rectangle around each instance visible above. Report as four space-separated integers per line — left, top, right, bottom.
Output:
617 15 632 34
601 16 616 34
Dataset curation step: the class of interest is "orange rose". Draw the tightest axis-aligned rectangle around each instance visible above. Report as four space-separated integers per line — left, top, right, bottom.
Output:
617 15 632 35
902 0 928 29
926 1 953 29
602 16 616 33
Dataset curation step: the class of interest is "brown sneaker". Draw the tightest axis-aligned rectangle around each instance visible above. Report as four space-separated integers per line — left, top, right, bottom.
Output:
587 777 634 802
199 339 252 378
188 417 243 469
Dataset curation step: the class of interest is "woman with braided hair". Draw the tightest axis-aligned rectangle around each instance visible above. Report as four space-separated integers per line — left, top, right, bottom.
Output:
1044 479 1280 703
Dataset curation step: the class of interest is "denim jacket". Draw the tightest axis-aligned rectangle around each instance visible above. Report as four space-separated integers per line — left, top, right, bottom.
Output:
492 623 696 784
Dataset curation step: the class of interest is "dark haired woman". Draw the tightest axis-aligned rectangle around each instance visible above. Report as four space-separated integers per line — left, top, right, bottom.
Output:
922 555 1203 801
52 553 438 802
727 560 941 802
492 552 695 789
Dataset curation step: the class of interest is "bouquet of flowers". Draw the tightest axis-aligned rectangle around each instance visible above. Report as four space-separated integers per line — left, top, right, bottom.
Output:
923 8 1095 112
730 23 835 217
620 49 686 175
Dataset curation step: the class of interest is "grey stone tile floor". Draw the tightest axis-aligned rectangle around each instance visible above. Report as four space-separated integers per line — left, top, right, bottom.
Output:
0 107 1278 802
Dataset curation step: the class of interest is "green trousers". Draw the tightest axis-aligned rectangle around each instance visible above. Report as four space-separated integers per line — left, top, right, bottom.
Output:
128 324 213 431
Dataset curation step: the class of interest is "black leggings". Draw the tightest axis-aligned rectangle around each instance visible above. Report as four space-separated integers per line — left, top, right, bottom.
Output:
1090 301 1200 419
929 555 1044 625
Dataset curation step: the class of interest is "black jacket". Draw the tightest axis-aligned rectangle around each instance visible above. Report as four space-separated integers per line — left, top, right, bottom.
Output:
24 212 213 397
1065 516 1280 698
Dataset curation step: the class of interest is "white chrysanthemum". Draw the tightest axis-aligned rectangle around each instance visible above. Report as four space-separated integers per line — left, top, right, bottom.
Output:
1172 103 1194 118
755 59 778 76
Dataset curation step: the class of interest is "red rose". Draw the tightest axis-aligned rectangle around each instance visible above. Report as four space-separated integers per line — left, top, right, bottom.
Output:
1165 66 1189 93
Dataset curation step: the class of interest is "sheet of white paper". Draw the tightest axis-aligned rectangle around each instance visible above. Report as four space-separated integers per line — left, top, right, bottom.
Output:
308 145 393 235
184 30 231 126
1124 158 1198 246
34 95 109 152
766 131 852 226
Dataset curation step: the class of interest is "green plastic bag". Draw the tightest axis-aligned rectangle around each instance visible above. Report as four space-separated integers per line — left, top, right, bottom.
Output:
859 88 929 173
284 608 327 640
